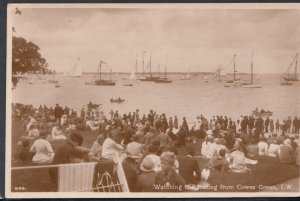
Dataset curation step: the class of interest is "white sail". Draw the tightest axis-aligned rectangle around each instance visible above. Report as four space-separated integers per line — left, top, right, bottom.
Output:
129 71 137 80
68 57 82 77
219 68 227 76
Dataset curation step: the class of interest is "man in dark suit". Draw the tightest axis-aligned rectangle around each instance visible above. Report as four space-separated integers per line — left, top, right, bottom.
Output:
178 147 201 184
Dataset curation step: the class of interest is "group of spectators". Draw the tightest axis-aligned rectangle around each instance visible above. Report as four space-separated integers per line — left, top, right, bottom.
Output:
12 103 300 192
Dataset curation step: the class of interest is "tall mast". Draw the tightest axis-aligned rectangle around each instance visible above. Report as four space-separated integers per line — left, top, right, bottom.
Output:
110 68 112 84
251 50 254 85
149 53 152 78
165 56 167 79
142 52 145 75
295 52 298 76
233 54 236 82
135 54 138 74
99 61 102 81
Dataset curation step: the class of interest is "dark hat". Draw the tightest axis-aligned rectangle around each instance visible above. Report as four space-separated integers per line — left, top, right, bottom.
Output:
69 132 83 146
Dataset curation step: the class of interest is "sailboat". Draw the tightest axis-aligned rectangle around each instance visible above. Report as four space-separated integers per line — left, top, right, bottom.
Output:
242 51 262 88
155 57 172 83
129 72 137 80
282 52 299 81
139 53 160 81
129 55 138 80
93 60 115 86
223 54 240 87
68 57 82 77
181 69 191 80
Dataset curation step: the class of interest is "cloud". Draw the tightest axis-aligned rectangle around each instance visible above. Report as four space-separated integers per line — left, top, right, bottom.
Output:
11 7 300 73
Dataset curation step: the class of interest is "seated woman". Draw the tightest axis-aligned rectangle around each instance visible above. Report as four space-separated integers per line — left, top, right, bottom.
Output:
201 135 215 158
28 124 40 138
30 131 54 164
208 148 230 172
229 142 250 173
135 155 157 192
61 114 68 125
86 119 99 131
126 134 144 163
102 131 124 164
89 134 105 160
279 138 295 164
51 125 67 140
154 151 185 192
268 140 280 158
258 136 269 156
246 138 259 159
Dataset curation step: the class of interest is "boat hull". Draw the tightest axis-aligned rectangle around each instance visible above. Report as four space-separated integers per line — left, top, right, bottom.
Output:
94 80 116 86
283 76 299 81
154 79 172 83
241 84 262 88
139 76 160 82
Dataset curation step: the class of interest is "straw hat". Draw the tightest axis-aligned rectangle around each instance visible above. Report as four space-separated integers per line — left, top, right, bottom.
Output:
140 155 156 172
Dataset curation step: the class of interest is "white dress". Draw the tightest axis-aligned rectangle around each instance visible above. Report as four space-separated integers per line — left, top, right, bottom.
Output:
30 138 54 164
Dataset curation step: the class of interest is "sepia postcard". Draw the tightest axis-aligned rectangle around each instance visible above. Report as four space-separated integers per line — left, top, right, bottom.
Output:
5 3 300 198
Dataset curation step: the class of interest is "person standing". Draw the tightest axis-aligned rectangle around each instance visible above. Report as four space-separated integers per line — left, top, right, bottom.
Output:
270 119 274 133
54 104 64 124
292 117 297 133
265 117 270 133
168 117 174 129
276 120 280 133
174 116 178 129
286 117 292 133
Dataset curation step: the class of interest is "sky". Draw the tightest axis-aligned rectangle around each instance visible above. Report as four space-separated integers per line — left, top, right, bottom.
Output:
10 5 300 74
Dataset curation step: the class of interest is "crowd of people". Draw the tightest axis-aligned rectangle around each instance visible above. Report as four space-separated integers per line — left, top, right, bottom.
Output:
12 103 300 192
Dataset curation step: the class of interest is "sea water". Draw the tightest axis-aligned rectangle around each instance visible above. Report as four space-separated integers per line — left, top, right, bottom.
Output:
11 74 299 125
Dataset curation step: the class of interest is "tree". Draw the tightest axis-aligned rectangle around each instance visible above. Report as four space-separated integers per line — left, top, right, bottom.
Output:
12 36 49 74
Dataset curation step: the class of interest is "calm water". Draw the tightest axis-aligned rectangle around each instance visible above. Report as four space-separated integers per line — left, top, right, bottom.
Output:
12 74 300 125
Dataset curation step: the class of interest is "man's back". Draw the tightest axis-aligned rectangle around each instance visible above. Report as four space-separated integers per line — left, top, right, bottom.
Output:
178 155 200 184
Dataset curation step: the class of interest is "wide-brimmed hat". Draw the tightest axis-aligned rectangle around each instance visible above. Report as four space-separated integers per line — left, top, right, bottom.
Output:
140 155 156 172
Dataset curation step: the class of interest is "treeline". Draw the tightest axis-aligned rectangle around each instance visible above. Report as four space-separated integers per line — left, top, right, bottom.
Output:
12 36 53 75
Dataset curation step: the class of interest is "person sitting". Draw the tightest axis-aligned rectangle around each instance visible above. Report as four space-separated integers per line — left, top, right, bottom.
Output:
30 130 54 164
126 134 144 163
246 138 259 159
28 124 40 138
51 125 67 140
86 119 99 131
52 132 85 164
145 145 162 172
135 155 157 192
268 140 280 158
258 136 269 156
229 142 249 173
90 134 105 160
101 131 124 164
279 138 295 164
61 114 68 125
178 147 201 184
201 135 215 158
14 139 30 163
26 117 36 132
154 151 186 192
208 148 229 172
